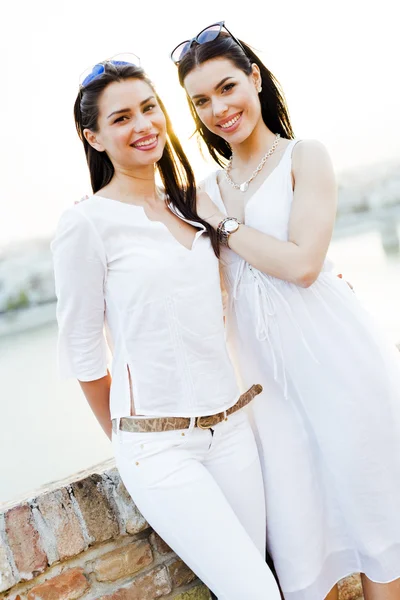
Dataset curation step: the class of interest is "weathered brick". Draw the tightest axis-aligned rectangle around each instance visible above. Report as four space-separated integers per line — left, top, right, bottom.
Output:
27 568 89 600
173 585 211 600
99 565 171 599
149 531 172 555
116 482 147 535
94 539 153 582
71 475 119 543
338 574 363 600
0 539 16 592
167 558 196 588
105 469 148 534
37 489 86 560
5 505 47 579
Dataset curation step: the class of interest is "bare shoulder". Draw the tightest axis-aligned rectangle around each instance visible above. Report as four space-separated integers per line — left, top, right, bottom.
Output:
292 140 335 180
292 139 333 171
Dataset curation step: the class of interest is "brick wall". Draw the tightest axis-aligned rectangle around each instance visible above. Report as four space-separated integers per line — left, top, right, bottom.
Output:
0 461 363 600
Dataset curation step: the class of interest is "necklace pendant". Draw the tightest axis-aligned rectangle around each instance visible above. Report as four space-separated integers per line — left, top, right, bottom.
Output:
225 133 280 192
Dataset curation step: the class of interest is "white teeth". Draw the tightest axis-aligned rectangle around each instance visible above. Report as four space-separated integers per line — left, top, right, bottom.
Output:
221 114 241 129
134 136 157 147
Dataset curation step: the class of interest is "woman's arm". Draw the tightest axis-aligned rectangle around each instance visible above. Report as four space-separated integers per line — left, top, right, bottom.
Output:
52 207 111 437
79 373 112 439
199 140 337 287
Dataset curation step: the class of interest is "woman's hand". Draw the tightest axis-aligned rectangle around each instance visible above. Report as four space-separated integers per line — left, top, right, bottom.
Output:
223 140 337 287
337 273 354 291
196 191 225 229
75 194 89 205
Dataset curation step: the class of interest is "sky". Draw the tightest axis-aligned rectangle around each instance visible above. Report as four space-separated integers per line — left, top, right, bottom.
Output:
1 0 399 244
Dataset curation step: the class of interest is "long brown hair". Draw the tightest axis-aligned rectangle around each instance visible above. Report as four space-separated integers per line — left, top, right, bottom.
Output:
74 63 220 255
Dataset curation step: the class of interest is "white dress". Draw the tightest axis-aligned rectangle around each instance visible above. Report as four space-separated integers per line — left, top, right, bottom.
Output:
202 140 400 600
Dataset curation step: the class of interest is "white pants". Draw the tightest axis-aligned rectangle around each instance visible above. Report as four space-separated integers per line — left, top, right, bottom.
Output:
113 409 281 600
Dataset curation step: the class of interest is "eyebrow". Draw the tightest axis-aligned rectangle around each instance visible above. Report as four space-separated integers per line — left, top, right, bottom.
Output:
107 96 156 119
191 77 234 100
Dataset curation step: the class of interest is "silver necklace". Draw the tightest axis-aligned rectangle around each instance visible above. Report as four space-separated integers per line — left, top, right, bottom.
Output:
224 133 281 192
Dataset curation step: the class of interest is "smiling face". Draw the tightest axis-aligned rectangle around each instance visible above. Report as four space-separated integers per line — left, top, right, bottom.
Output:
183 57 262 147
84 78 167 170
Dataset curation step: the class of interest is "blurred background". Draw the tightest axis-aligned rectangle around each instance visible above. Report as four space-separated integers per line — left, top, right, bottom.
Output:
1 0 399 506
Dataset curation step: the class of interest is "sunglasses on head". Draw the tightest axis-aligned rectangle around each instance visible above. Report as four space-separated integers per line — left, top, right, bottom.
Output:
170 21 245 65
79 52 141 89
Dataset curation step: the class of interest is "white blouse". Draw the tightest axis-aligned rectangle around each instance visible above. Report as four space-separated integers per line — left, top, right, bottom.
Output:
51 196 239 419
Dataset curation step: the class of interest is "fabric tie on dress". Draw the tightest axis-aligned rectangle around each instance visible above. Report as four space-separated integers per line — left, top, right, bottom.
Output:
232 261 320 399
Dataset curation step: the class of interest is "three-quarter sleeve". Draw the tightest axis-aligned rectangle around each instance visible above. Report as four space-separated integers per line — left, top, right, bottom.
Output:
51 207 108 381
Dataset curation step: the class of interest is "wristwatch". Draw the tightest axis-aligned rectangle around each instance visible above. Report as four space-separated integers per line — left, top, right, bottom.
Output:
217 217 241 246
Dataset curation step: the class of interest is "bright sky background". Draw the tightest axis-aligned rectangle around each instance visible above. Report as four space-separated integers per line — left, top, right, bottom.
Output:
1 0 399 244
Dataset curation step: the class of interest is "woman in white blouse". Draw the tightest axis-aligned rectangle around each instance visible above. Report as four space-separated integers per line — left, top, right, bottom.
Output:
51 57 282 599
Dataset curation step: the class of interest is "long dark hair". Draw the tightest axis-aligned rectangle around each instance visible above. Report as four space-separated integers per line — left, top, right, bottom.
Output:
74 63 220 255
177 33 294 167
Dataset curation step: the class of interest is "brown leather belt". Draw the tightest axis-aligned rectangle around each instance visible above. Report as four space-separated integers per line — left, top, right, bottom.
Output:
115 384 262 433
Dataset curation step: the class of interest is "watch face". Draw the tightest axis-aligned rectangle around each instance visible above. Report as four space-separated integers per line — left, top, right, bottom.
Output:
224 220 239 233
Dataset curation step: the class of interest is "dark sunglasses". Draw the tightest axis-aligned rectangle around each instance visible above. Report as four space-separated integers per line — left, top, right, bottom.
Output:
170 21 245 65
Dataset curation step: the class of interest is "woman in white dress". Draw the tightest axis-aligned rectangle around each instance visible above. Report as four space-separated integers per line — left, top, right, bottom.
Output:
171 22 400 600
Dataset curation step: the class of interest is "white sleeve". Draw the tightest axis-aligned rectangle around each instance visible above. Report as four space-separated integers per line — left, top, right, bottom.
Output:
51 208 108 381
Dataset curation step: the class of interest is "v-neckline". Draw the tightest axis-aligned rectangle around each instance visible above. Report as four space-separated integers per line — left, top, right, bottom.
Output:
94 195 205 253
214 140 296 220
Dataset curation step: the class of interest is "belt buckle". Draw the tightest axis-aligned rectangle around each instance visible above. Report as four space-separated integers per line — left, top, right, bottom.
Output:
197 415 218 429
